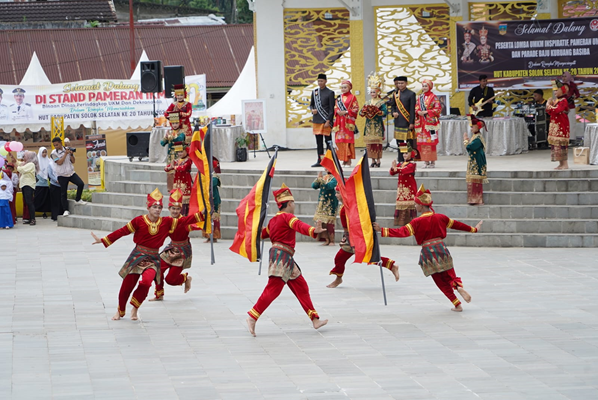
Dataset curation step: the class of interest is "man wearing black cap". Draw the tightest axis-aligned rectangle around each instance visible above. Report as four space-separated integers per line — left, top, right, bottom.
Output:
10 88 33 121
309 74 335 167
468 75 495 117
390 76 416 162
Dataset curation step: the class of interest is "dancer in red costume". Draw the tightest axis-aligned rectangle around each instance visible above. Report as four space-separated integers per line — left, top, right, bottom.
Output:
164 84 193 143
246 184 328 336
91 188 203 320
327 187 400 288
373 184 483 312
150 189 199 301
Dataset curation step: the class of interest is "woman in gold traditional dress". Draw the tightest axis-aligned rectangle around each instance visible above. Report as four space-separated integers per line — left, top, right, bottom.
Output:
360 72 387 168
312 170 338 245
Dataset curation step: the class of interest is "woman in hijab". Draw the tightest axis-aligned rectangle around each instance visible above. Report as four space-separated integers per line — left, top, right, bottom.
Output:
17 150 39 226
333 80 359 166
47 157 63 221
34 147 52 218
415 79 442 168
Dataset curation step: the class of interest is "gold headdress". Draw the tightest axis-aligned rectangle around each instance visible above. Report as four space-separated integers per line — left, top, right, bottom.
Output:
479 26 488 37
367 71 385 91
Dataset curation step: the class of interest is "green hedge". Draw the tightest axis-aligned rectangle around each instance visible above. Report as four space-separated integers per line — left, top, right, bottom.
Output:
67 189 104 202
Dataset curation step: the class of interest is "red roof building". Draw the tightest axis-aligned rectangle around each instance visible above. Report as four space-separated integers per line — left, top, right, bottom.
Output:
0 24 254 91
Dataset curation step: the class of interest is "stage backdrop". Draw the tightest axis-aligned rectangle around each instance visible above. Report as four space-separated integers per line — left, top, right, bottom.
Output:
457 17 598 89
0 75 206 130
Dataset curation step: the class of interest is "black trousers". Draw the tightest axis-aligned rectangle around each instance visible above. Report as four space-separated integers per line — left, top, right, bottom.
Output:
58 173 84 212
22 186 36 221
315 135 332 160
396 139 416 162
50 185 63 220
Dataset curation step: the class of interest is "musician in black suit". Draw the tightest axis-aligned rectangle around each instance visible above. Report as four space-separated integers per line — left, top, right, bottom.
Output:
468 75 495 117
309 74 335 167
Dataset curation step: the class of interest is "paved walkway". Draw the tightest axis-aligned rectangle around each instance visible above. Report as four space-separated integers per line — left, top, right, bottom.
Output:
2 220 597 399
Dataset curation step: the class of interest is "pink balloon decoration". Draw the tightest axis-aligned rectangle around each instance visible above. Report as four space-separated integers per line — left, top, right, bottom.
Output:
9 141 23 152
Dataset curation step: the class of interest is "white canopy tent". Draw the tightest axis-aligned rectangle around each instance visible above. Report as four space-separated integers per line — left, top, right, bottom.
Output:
19 52 52 86
205 46 256 117
130 50 150 80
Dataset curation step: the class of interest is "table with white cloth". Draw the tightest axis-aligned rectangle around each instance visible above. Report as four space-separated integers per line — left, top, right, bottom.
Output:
438 118 528 156
212 125 245 162
148 127 170 163
583 123 598 165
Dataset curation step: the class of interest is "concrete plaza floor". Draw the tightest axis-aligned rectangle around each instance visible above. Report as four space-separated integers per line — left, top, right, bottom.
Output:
1 219 597 399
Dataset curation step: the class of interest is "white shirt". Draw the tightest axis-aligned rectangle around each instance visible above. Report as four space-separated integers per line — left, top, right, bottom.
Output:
51 148 75 177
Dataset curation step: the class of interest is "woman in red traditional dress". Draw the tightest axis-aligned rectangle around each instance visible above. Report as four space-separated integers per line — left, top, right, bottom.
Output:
390 144 417 226
546 82 570 170
333 80 359 167
166 145 193 216
415 79 442 168
164 84 193 143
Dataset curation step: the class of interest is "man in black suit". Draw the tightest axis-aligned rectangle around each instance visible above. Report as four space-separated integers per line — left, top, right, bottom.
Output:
390 76 416 162
309 74 335 167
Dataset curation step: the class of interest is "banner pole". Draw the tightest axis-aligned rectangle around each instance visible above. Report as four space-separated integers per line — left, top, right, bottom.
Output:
258 146 278 274
208 123 215 265
378 260 388 306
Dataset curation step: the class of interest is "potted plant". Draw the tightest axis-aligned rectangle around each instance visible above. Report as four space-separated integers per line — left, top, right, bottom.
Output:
235 134 249 162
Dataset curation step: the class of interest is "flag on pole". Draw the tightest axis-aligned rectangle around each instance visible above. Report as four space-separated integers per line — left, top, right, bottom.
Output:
188 125 212 233
344 152 381 264
229 150 278 262
321 147 346 189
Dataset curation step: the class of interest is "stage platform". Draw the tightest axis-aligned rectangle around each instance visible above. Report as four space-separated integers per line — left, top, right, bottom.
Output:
57 148 598 248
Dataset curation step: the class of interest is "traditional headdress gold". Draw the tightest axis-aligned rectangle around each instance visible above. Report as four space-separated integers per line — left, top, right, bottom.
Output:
367 71 385 91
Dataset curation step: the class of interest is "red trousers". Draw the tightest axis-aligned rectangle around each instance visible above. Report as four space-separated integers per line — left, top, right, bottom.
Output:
248 275 319 321
329 250 396 277
117 268 156 316
431 268 463 307
154 261 187 298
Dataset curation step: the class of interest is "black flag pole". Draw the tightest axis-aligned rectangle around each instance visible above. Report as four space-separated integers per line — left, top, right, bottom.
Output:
361 148 387 305
258 147 279 275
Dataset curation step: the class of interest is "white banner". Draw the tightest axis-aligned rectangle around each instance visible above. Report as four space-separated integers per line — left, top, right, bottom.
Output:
0 75 207 131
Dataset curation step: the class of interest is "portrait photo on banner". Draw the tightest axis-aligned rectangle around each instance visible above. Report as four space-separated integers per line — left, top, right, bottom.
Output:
242 99 267 134
435 93 450 116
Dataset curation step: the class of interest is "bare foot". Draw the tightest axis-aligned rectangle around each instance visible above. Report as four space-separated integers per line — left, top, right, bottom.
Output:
148 296 163 301
327 242 334 246
451 305 463 312
112 311 122 320
391 264 400 282
246 317 256 337
457 287 472 303
184 276 192 293
313 318 328 330
130 307 139 320
204 239 210 243
327 277 343 288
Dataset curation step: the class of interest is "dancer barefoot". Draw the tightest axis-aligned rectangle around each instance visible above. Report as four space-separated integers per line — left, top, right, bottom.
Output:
246 184 328 336
92 188 203 320
327 187 399 288
373 184 482 312
150 189 200 301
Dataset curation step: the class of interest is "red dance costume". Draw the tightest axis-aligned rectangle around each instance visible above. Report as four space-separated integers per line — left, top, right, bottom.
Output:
164 84 193 142
172 156 193 215
381 185 478 307
248 185 322 322
329 205 397 277
390 153 417 226
154 189 200 298
101 190 202 317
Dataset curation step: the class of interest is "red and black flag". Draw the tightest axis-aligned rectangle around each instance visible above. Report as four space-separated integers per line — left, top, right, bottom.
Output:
344 151 381 264
321 147 346 189
229 149 278 262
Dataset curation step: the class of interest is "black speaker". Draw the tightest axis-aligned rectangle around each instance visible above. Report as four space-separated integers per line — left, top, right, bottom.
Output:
140 61 163 93
126 131 150 161
164 65 185 98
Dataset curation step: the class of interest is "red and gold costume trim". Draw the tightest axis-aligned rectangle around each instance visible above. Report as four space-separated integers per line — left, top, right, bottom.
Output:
248 308 261 320
130 297 141 308
101 236 112 247
142 215 162 235
127 222 135 233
